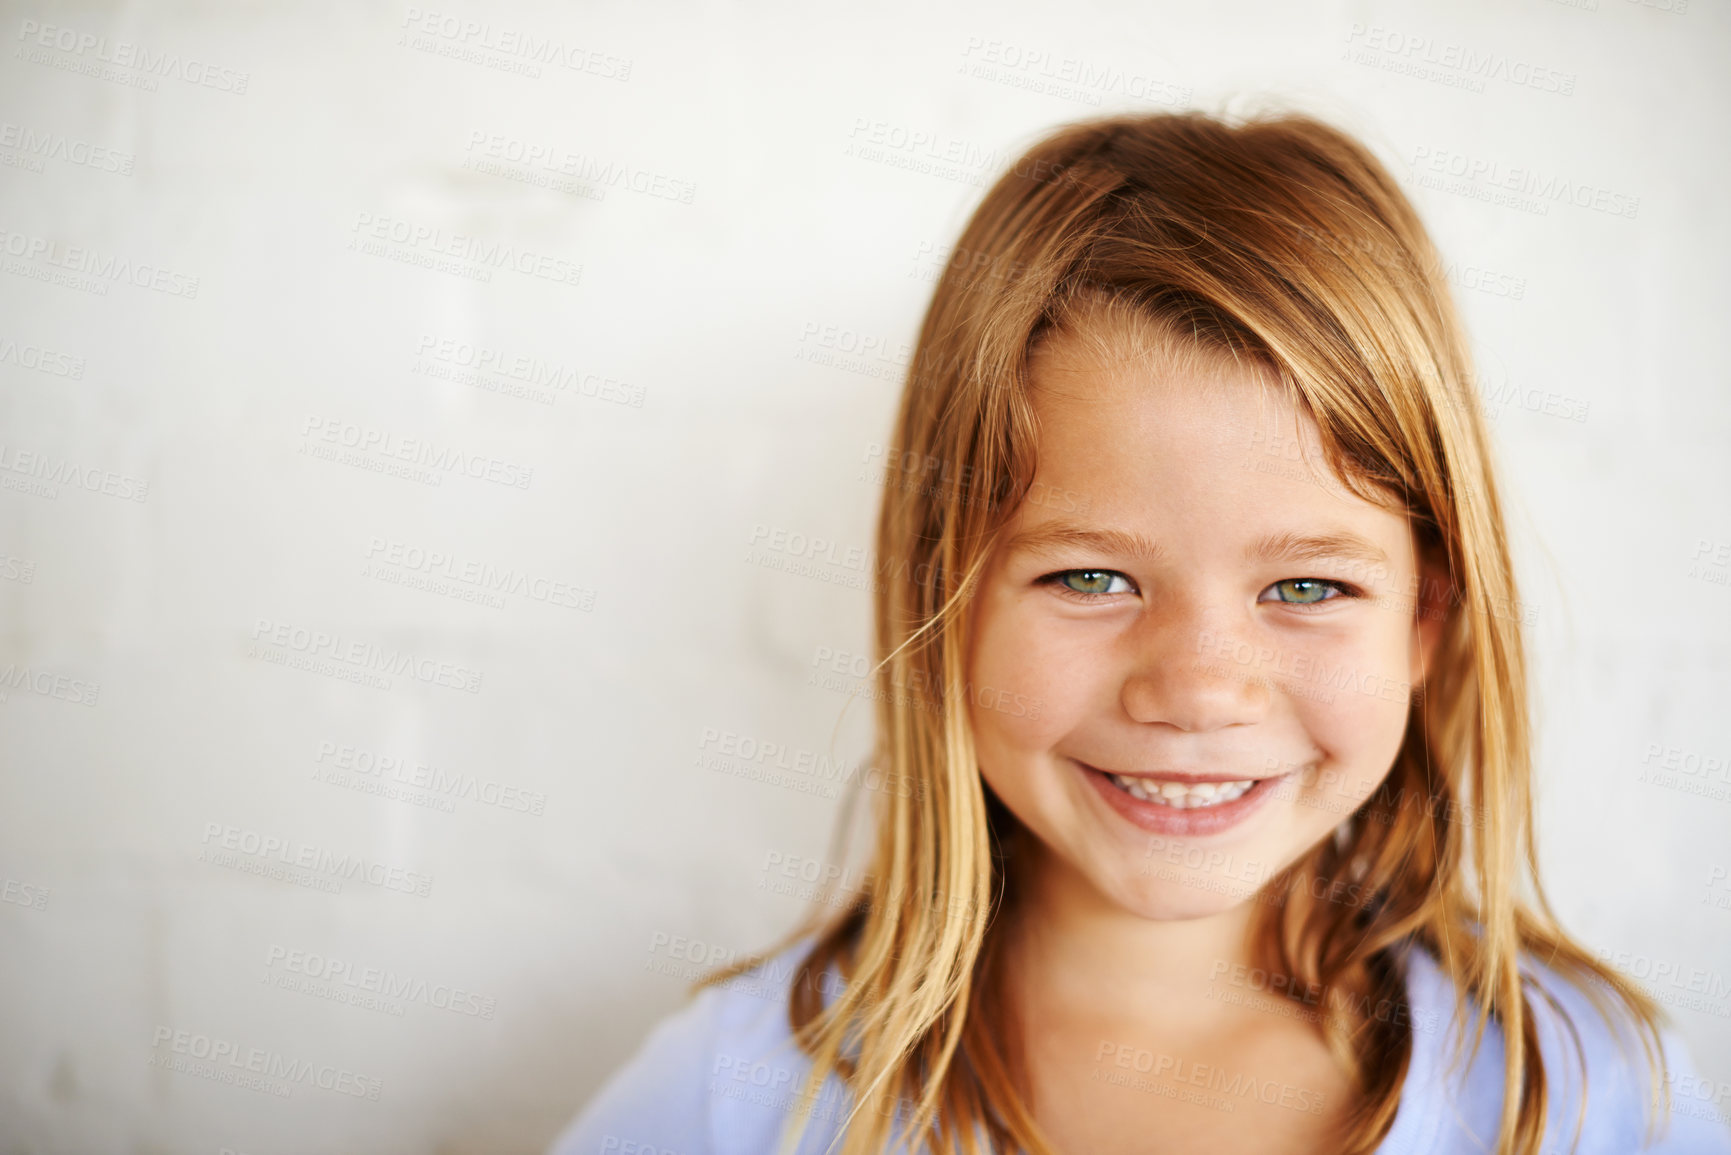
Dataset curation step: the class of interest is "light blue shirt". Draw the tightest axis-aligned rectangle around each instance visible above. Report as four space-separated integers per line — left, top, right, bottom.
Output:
550 937 1731 1154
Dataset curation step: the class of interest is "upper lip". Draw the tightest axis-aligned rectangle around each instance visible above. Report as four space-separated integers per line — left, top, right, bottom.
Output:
1077 759 1279 784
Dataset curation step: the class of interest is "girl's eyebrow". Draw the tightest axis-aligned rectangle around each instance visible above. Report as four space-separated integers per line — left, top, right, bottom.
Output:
1006 524 1167 562
1005 523 1391 572
1251 529 1391 572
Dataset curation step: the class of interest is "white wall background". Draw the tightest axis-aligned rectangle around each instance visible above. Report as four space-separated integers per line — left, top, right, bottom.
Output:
0 0 1726 1151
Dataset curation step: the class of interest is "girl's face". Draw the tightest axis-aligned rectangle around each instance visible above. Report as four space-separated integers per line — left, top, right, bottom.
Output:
966 316 1444 921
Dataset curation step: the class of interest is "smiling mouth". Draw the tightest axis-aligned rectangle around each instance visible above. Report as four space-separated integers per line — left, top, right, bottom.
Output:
1075 760 1282 810
1074 759 1294 834
1104 773 1254 808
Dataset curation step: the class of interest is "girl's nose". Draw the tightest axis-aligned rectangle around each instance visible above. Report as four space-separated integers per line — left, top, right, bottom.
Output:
1118 617 1270 733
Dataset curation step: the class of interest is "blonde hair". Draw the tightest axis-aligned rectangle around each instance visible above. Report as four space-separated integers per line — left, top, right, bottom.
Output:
704 109 1673 1155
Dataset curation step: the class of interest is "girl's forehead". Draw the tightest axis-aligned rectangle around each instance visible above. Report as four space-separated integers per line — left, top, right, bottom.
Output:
1032 309 1289 409
1018 305 1421 536
1022 335 1411 533
1030 326 1316 450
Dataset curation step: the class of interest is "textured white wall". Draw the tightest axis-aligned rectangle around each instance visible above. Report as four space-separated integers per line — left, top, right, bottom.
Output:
0 0 1726 1151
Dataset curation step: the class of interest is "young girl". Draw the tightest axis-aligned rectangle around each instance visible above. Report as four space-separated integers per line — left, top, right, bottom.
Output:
551 111 1731 1154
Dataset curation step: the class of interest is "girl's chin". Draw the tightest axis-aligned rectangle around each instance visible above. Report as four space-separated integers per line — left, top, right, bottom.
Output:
1110 878 1264 922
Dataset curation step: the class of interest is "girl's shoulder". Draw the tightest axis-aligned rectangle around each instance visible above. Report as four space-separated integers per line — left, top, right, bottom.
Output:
1385 944 1731 1154
546 935 847 1155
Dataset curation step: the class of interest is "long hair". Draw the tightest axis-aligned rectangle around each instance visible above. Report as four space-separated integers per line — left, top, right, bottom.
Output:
704 109 1673 1155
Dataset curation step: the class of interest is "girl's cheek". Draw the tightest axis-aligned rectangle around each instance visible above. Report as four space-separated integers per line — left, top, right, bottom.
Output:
968 600 1085 751
1289 634 1417 800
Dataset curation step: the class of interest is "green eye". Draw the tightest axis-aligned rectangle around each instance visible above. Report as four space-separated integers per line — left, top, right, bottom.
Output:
1057 570 1129 595
1268 578 1343 605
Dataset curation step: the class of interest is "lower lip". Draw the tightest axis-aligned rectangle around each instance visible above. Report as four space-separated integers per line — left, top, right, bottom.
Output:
1077 760 1286 837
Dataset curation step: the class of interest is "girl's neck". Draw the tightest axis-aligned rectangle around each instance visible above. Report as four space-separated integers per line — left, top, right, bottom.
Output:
1003 839 1264 1034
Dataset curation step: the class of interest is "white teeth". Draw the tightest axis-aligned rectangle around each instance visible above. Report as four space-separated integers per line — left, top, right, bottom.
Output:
1109 773 1255 808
